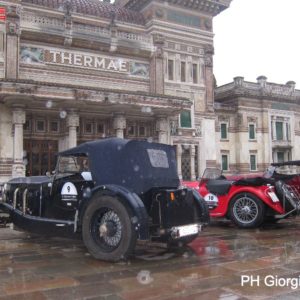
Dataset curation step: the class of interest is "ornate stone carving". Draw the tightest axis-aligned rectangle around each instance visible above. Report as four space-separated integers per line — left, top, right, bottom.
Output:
155 9 164 18
74 89 90 100
12 163 25 178
113 115 126 130
204 44 214 67
204 44 214 55
195 125 202 137
152 34 164 58
156 117 168 132
16 85 37 94
218 116 229 122
7 6 21 18
7 21 20 36
12 109 25 125
67 114 79 128
247 116 257 124
204 55 213 67
63 0 74 17
170 120 178 136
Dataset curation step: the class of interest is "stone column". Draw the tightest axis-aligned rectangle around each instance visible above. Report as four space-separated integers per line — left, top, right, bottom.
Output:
6 5 21 79
272 118 276 140
204 44 214 112
176 144 182 180
113 114 126 138
283 119 288 141
67 113 79 148
150 34 165 94
190 145 196 181
156 116 168 144
12 108 26 177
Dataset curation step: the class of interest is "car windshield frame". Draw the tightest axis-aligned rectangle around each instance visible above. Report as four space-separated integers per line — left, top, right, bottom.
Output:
56 155 89 175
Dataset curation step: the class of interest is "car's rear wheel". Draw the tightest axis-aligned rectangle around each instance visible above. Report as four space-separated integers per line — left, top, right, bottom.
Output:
229 193 265 228
82 194 137 261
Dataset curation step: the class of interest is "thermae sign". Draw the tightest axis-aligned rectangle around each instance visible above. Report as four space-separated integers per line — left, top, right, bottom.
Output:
20 46 150 78
50 50 129 72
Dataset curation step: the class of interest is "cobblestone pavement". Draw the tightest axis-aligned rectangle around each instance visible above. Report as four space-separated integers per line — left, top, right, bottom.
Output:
1 219 300 299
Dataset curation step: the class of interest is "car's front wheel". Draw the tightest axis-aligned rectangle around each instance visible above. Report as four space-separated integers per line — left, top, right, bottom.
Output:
229 193 265 228
82 194 137 261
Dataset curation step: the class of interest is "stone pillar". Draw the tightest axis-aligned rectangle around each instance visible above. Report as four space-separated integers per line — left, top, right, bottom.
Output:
156 116 168 144
272 118 276 140
200 118 217 175
283 119 288 141
150 34 165 94
204 44 214 112
12 108 25 177
6 5 21 79
190 145 196 181
176 144 182 180
67 113 79 148
113 114 126 138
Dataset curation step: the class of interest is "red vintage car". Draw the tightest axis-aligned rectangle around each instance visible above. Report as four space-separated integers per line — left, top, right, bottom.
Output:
184 161 300 228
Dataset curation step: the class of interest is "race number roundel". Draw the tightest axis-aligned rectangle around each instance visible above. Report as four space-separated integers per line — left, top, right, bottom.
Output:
204 193 218 203
61 182 78 201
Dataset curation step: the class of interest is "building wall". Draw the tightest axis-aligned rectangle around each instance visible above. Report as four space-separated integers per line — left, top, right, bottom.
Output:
0 0 231 183
215 77 300 175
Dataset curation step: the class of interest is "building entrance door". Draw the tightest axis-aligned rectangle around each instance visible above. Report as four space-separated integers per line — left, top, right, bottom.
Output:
24 140 58 176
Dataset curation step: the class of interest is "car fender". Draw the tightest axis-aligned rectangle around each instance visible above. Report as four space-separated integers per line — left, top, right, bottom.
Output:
79 184 149 240
192 189 210 225
227 185 284 215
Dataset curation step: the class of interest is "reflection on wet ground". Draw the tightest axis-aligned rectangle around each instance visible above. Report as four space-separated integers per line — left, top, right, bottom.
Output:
1 220 300 299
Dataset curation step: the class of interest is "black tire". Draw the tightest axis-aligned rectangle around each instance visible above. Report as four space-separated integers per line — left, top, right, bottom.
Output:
229 193 265 228
82 194 137 261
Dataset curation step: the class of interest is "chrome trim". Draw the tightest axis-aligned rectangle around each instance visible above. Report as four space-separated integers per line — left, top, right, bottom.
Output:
13 188 20 209
74 210 78 233
22 188 28 215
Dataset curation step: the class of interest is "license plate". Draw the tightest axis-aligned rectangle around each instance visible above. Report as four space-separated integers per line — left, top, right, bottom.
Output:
177 224 199 237
268 192 280 203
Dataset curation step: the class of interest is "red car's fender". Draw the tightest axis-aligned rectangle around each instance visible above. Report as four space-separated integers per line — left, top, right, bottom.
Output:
199 183 285 218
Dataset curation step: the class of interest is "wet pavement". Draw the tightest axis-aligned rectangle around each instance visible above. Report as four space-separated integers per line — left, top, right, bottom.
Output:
1 220 300 299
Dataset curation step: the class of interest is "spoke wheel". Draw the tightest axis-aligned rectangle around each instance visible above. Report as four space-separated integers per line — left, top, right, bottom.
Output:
82 194 137 261
230 193 265 228
91 208 123 252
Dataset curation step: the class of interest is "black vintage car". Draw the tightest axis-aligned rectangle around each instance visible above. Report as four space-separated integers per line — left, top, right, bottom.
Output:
0 138 209 261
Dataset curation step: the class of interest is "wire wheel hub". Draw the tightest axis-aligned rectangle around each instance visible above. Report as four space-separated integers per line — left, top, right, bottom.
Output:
98 210 122 247
233 196 258 224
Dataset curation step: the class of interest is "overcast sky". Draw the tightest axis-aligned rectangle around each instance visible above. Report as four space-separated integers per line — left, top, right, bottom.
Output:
213 0 300 87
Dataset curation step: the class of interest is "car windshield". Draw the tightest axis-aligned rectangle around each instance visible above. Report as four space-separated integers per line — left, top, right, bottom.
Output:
57 155 89 174
202 168 223 179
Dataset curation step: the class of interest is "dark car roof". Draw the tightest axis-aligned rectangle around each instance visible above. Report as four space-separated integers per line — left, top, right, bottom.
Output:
59 138 179 195
271 160 300 167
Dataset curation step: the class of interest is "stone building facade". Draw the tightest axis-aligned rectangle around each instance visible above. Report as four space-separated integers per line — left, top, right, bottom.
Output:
0 0 231 183
215 76 300 174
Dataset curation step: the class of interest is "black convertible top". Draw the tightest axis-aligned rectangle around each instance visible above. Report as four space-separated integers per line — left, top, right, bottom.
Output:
59 138 179 195
271 160 300 167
